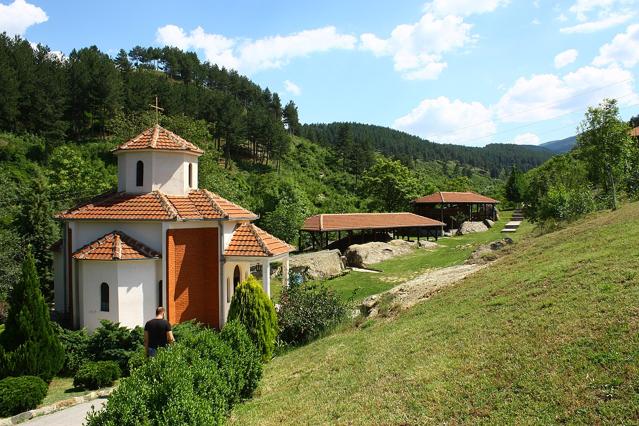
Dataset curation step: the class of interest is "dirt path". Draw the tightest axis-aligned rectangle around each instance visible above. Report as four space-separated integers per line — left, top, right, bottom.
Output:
361 263 487 317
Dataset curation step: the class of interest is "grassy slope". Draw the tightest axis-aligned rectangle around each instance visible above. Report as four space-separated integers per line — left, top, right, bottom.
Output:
232 203 639 424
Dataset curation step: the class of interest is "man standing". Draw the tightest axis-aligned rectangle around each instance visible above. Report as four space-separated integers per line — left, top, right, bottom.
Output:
144 306 175 357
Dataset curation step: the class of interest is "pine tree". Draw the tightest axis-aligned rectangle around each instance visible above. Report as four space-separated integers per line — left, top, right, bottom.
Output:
282 101 300 135
0 247 64 381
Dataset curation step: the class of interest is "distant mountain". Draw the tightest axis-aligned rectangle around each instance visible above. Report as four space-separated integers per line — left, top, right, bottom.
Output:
301 123 554 177
540 136 577 153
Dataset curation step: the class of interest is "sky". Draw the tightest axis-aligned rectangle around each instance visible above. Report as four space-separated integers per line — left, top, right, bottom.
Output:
1 0 639 147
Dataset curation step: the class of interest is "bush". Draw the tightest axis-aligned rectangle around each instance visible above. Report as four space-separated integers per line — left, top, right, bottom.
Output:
54 324 90 376
86 344 228 426
536 184 596 221
228 275 278 361
277 282 348 346
0 249 64 381
127 348 146 373
73 361 120 390
172 320 206 342
87 320 143 376
220 321 262 399
86 326 266 426
0 376 48 416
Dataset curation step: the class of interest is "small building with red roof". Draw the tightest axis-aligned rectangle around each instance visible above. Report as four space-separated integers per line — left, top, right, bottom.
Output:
53 124 293 331
412 191 499 229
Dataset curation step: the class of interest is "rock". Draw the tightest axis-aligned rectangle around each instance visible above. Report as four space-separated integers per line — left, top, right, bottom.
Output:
456 221 489 236
483 219 495 228
345 239 415 268
289 250 345 280
417 240 439 249
466 238 514 265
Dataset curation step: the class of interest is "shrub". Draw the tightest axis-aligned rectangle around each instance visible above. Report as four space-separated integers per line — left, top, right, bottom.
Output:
0 249 64 381
172 320 206 342
228 275 278 361
220 321 262 399
86 345 227 426
73 361 120 390
277 282 348 346
87 320 143 376
54 324 90 376
127 348 146 373
0 376 48 417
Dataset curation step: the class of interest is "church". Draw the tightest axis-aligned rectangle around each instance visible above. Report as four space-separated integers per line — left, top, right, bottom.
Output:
52 125 293 331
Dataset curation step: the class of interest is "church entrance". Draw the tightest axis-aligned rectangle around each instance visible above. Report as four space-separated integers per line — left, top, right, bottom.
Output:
166 228 219 328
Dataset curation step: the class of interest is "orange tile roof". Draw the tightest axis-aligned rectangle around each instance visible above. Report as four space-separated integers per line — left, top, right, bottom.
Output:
113 125 204 155
73 231 160 261
631 126 639 137
225 223 294 257
301 212 444 232
412 191 499 204
57 190 257 221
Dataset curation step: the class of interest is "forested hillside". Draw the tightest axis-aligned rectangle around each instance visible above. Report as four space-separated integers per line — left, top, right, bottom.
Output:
302 122 554 177
0 33 550 303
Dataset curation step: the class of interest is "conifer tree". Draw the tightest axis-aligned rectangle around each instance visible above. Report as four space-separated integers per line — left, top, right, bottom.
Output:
0 247 64 381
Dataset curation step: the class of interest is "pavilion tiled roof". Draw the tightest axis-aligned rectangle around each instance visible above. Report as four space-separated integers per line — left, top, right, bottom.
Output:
73 231 160 261
412 191 499 204
113 125 204 155
56 189 257 221
224 223 294 257
301 212 444 232
631 126 639 137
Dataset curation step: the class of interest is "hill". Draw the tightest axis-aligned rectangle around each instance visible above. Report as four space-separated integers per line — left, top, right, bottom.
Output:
540 135 577 153
302 122 555 177
231 203 639 424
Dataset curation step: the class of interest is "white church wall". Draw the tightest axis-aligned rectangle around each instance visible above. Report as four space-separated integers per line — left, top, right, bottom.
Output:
117 260 158 328
221 260 251 323
151 152 199 196
78 261 118 332
117 151 154 193
74 222 162 253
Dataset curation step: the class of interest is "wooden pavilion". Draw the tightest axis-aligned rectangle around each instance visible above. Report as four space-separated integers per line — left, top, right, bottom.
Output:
412 191 499 230
299 212 445 251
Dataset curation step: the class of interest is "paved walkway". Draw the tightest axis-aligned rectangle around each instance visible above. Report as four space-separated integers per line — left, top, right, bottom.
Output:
24 398 106 426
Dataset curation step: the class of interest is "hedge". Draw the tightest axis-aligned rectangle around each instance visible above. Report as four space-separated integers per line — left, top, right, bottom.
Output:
73 361 121 390
0 376 48 417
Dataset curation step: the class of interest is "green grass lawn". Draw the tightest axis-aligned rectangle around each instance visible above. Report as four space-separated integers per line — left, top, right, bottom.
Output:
40 377 91 406
233 203 639 424
274 211 531 303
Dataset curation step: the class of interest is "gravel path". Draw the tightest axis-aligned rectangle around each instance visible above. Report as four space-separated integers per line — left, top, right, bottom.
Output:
23 398 106 426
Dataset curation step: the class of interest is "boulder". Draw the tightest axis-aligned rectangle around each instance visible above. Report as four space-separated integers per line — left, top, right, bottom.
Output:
289 249 345 280
483 219 495 228
466 238 514 265
417 240 439 249
345 239 415 268
456 221 489 236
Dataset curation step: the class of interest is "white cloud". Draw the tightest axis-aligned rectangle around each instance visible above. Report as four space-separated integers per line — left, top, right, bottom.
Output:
156 25 356 74
360 13 474 80
554 49 578 68
593 24 639 68
0 0 47 36
495 65 638 123
568 0 623 21
393 96 496 145
513 132 541 145
560 13 632 33
531 18 541 25
425 0 509 16
283 80 301 96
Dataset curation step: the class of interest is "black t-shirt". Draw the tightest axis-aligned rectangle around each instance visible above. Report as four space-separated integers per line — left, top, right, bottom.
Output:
144 318 172 349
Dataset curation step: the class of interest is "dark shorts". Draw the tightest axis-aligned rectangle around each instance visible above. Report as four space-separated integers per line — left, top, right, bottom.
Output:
148 347 158 357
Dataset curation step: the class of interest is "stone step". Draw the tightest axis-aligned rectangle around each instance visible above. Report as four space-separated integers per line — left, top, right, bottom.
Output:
501 228 517 233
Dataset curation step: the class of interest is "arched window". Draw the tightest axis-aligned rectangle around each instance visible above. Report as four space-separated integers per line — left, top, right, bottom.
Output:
188 163 193 188
227 278 231 303
158 280 163 307
233 265 241 290
100 282 109 312
136 160 144 187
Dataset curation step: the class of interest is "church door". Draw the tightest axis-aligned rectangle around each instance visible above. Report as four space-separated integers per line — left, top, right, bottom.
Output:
166 228 219 328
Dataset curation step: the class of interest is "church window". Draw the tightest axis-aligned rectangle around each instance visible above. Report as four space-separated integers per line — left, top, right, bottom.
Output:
227 278 231 303
136 160 144 186
188 163 193 188
100 282 109 312
158 280 163 307
233 265 241 290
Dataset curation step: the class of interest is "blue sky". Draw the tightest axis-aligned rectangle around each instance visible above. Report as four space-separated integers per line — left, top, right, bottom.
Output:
1 0 638 146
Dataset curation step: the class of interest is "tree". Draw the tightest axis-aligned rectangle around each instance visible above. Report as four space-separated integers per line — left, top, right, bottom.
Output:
362 157 422 212
629 114 639 129
282 101 300 135
260 185 312 244
505 165 524 204
0 247 65 381
337 123 353 171
576 98 633 210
